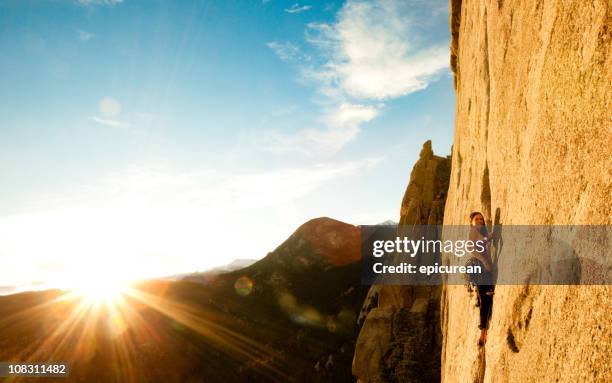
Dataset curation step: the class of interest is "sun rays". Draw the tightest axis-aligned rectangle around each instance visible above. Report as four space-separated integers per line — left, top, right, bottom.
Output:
0 282 293 382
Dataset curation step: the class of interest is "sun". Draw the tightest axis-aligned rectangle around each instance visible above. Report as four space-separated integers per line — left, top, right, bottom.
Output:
79 280 125 302
68 276 131 305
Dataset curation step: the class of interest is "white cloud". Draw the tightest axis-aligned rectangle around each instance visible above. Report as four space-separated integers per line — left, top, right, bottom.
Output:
262 103 381 155
325 102 380 127
77 29 94 41
285 3 312 14
307 102 380 152
266 41 311 62
263 0 450 155
304 0 450 100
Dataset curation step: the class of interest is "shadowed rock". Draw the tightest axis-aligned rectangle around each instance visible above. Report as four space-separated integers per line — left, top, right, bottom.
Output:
353 140 450 383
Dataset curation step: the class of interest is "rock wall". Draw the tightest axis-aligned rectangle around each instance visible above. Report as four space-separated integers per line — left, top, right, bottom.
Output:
442 0 611 382
353 141 451 383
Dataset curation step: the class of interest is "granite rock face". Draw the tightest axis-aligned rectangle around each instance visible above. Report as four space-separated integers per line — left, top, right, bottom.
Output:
442 1 611 382
353 141 451 383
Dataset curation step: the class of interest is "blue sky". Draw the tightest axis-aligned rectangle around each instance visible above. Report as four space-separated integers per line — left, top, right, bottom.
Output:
0 0 454 289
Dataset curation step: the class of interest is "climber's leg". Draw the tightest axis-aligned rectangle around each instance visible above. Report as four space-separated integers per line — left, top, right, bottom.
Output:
478 328 487 346
477 285 492 330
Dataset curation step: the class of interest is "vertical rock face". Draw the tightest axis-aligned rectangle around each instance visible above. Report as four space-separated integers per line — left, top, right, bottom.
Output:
400 142 451 226
353 141 451 383
443 1 611 382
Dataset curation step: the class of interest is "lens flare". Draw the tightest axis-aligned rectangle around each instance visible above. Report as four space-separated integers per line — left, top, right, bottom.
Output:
234 276 254 296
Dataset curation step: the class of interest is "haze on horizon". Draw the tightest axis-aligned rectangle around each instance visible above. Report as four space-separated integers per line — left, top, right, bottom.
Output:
0 0 454 290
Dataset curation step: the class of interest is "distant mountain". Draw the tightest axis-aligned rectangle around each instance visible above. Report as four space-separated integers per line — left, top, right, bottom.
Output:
222 258 258 270
0 281 51 296
0 216 367 382
256 216 361 268
175 258 258 284
376 219 398 226
0 285 17 295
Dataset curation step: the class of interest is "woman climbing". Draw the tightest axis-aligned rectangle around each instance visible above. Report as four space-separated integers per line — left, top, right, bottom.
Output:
466 211 496 346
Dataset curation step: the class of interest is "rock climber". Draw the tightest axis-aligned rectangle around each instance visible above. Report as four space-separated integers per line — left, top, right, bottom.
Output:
466 211 497 346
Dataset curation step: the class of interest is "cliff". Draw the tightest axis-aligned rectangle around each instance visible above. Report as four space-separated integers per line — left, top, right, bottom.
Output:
353 141 451 382
442 0 611 382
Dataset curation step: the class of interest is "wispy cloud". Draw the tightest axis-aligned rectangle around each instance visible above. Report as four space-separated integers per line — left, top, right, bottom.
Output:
91 116 131 128
77 29 94 41
266 41 311 62
36 160 382 214
0 159 380 283
262 103 380 155
285 3 312 14
271 104 299 116
263 0 449 155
